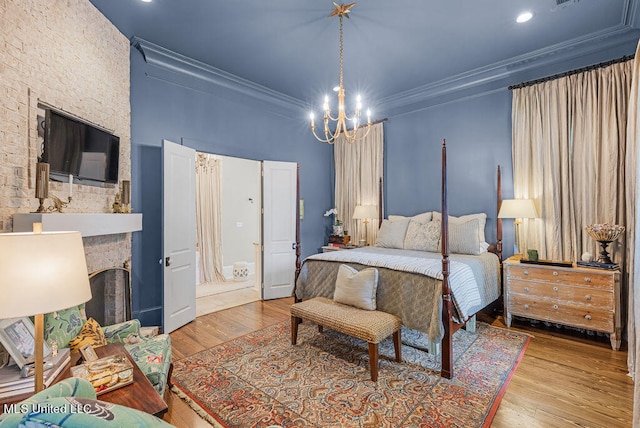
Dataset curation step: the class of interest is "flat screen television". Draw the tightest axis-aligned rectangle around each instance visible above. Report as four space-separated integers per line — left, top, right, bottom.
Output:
42 109 120 185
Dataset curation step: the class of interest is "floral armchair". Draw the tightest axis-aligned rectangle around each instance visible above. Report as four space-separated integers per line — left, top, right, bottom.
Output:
0 378 173 427
43 305 172 397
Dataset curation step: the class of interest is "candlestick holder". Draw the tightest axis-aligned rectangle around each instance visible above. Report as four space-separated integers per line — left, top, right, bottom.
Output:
47 195 72 213
34 162 50 213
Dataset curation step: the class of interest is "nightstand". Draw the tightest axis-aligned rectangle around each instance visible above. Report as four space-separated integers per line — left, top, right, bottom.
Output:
503 256 621 350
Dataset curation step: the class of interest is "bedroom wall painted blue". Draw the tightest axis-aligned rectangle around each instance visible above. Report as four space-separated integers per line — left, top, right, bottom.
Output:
384 90 512 253
128 50 333 325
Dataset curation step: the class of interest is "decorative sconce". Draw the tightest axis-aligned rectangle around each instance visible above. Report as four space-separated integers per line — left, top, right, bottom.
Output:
34 163 72 213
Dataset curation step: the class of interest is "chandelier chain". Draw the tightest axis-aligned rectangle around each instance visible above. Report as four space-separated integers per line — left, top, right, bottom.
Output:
339 14 344 89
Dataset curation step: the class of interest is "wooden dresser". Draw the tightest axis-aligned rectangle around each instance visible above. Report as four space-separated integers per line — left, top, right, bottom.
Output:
503 256 621 350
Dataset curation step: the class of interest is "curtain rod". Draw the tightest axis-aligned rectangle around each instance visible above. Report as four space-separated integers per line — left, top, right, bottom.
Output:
508 54 635 90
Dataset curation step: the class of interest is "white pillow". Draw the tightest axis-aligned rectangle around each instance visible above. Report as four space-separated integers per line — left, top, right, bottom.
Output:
433 211 487 252
404 219 441 252
375 218 410 249
440 218 482 255
333 264 379 310
388 211 432 224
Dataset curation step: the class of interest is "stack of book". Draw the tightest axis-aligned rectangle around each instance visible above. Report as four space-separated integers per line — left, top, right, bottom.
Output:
328 234 351 247
0 348 70 399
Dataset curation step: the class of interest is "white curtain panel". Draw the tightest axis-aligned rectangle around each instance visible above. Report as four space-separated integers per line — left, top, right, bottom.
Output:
512 60 633 262
195 153 227 284
627 41 640 428
334 122 384 246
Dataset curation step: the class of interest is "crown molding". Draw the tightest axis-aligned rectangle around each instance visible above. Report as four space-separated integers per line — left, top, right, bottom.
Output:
380 23 640 116
131 37 307 114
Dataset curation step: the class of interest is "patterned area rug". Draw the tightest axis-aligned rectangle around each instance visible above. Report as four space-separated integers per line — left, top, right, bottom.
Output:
171 321 530 427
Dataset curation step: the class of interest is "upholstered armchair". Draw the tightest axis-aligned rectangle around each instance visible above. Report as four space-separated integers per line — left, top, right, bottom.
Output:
43 305 172 397
0 378 173 427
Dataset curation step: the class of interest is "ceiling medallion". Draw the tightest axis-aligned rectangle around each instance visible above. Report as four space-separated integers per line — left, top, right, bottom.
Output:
310 2 371 144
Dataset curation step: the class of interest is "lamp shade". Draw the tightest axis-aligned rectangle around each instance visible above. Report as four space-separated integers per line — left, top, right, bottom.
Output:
498 199 538 219
0 231 91 319
353 205 378 220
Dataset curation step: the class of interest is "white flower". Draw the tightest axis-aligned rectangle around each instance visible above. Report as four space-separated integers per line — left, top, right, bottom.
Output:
324 208 338 217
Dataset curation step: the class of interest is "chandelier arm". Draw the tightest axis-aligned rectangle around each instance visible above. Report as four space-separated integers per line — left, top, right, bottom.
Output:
311 127 337 144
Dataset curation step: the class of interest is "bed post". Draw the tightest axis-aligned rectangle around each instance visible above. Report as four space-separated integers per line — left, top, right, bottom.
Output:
378 177 383 228
496 165 503 263
441 139 454 379
294 163 302 303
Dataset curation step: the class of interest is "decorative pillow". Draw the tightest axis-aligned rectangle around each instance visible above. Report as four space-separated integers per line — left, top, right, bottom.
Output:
389 211 432 224
68 317 107 353
375 218 410 249
439 218 482 255
333 264 379 311
44 306 85 348
404 219 441 252
433 211 487 252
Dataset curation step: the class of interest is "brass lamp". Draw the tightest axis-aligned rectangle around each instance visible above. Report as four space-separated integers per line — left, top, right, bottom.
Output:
0 227 91 392
498 199 538 255
352 205 378 246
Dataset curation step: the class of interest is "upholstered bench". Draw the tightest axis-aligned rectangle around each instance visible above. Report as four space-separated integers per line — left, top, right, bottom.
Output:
290 296 402 381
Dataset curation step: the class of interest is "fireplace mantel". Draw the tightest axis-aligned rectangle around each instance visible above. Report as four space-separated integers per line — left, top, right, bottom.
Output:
12 213 143 237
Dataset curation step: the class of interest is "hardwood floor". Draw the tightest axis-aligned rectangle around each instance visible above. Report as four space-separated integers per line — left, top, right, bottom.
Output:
163 298 633 427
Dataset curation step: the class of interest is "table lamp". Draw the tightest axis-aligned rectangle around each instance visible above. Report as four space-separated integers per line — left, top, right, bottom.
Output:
0 226 91 392
498 199 538 255
353 205 378 246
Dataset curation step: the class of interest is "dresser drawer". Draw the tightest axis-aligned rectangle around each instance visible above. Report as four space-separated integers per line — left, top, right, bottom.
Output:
508 280 613 310
508 294 613 332
507 265 613 290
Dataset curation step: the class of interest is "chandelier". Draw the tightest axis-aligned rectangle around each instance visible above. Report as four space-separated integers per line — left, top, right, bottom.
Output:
310 2 371 144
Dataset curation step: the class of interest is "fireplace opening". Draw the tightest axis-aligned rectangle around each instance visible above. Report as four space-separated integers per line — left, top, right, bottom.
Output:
86 266 131 326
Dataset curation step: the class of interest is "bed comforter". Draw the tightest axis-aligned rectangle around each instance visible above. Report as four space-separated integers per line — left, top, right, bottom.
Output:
295 246 500 342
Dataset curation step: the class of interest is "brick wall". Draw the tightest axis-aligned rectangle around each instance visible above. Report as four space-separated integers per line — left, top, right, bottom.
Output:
0 0 131 272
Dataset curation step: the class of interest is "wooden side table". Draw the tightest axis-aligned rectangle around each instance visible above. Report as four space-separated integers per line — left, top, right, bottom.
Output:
503 256 621 350
60 342 169 417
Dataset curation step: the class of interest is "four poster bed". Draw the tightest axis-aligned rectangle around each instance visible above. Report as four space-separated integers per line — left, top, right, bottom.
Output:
293 140 503 379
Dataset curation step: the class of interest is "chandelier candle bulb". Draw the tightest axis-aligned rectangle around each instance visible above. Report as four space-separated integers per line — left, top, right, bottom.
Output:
68 174 73 199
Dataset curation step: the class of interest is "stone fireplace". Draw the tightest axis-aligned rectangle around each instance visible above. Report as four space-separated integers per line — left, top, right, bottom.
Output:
86 266 131 326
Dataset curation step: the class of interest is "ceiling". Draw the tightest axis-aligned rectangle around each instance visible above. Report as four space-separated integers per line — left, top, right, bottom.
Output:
89 0 640 113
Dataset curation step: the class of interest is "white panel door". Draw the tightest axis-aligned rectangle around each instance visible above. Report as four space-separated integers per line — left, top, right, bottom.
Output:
163 140 196 333
262 161 297 300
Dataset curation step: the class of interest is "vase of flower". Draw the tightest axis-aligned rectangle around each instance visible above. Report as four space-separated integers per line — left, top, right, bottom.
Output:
333 220 344 237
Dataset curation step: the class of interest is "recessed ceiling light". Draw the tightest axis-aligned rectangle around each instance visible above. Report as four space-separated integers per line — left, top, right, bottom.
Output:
516 11 533 23
141 0 152 3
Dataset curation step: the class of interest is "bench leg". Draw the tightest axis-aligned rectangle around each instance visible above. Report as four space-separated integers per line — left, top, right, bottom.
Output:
393 330 402 363
291 316 301 345
368 342 379 381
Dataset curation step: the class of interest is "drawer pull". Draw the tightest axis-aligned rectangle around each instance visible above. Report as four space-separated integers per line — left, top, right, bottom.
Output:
523 270 529 276
553 286 559 292
553 271 559 276
524 286 529 292
524 304 530 310
584 277 591 283
553 304 559 310
585 314 592 321
585 294 592 301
